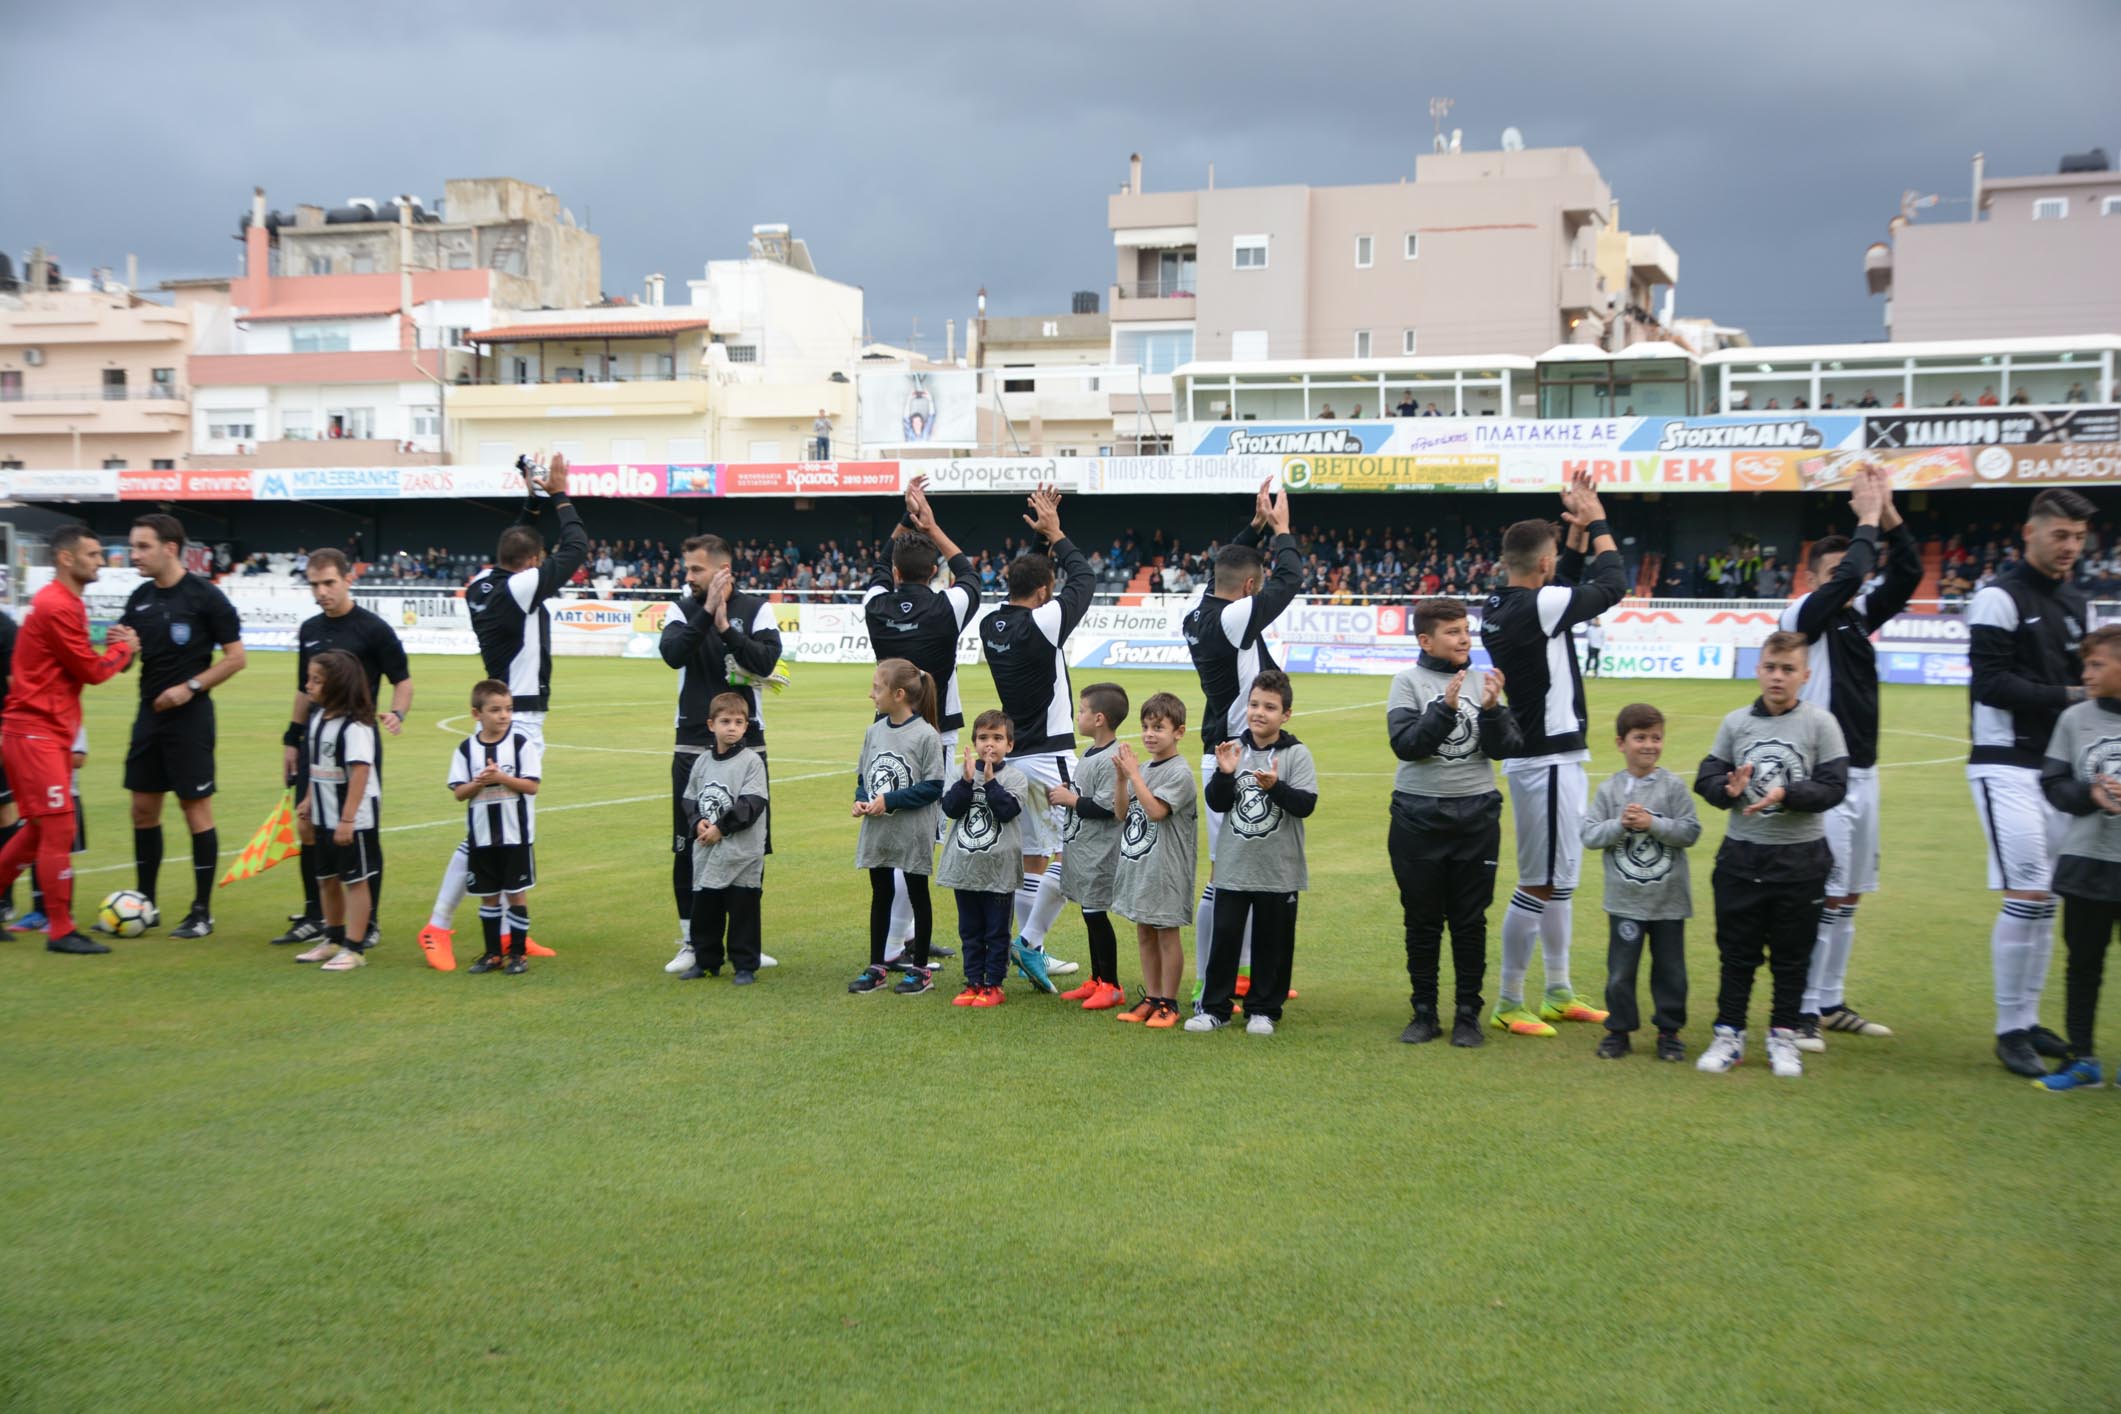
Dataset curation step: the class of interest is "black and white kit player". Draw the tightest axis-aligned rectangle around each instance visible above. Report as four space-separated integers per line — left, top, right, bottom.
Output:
119 513 248 939
276 548 412 948
419 454 588 966
864 475 979 965
1777 465 1919 1048
1182 481 1300 975
660 532 782 974
1479 469 1627 1023
978 485 1093 986
448 722 541 886
1965 487 2096 1078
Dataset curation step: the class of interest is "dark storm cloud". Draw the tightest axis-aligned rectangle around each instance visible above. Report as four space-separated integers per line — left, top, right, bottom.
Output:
4 0 2115 350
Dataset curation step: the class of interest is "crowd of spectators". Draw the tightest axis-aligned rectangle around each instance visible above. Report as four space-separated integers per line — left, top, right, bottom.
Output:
1936 519 2121 602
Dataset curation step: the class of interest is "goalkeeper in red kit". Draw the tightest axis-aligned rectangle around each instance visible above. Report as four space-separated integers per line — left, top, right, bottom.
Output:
0 524 137 953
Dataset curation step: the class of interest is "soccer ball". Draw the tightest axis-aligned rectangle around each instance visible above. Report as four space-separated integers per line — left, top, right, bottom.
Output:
97 890 159 938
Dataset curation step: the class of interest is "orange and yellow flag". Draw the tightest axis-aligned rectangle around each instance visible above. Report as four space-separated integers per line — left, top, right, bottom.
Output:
217 787 302 888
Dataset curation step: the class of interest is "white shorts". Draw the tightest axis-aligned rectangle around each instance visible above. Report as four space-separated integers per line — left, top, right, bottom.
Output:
1824 766 1882 897
1504 758 1588 890
1009 749 1077 856
511 711 546 747
1200 753 1224 863
1967 764 2067 893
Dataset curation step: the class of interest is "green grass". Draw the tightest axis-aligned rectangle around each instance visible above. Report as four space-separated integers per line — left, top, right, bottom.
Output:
1 657 2115 1410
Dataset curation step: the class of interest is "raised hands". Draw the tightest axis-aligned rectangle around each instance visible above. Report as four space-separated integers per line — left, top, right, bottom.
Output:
1214 739 1243 774
1022 485 1064 543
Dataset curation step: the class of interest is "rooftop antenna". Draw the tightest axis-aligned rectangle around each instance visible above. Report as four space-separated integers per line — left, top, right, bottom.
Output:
1899 189 1940 222
1428 96 1455 154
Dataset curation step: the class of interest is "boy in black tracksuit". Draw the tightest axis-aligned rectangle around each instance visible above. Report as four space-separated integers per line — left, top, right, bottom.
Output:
1385 598 1522 1047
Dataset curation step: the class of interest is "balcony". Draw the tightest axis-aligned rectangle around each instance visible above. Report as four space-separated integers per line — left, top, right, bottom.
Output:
0 385 191 436
1559 262 1606 315
1111 277 1197 323
204 439 444 469
447 378 713 421
1626 233 1680 288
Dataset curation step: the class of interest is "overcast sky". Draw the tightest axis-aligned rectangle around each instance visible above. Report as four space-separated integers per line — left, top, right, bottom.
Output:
5 0 2115 352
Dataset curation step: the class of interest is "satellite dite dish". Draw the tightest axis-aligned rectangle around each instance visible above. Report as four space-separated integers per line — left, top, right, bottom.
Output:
1502 126 1525 151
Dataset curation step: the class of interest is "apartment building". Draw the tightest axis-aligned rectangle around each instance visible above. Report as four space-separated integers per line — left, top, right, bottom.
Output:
0 260 193 470
1867 149 2121 340
969 305 1115 456
1107 145 1681 371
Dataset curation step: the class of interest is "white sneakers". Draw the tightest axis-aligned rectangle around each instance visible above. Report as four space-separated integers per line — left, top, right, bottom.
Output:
320 948 366 971
665 940 694 974
1766 1027 1804 1078
1045 955 1079 976
1696 1025 1746 1072
1246 1014 1276 1037
1183 1013 1226 1033
295 940 340 964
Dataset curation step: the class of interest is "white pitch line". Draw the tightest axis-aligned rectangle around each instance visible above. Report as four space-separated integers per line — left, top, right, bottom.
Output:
72 768 850 879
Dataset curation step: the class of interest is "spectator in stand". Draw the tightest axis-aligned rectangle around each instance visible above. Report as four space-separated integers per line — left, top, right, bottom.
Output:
1424 403 1443 417
1977 386 1999 406
1395 395 1418 417
1945 390 1968 407
2009 388 2031 406
1318 403 1337 420
1765 399 1781 410
1892 393 1906 408
813 409 833 459
1857 389 1880 408
2066 380 2089 403
291 548 310 578
1821 393 1838 410
595 548 615 579
794 562 815 596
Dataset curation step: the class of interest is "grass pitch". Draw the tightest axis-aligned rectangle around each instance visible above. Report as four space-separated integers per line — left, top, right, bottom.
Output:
1 657 2114 1409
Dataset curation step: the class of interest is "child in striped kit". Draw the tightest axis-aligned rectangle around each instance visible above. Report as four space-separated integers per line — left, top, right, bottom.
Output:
448 680 542 976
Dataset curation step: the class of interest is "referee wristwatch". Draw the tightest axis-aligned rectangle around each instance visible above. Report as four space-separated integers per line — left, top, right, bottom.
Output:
186 677 205 695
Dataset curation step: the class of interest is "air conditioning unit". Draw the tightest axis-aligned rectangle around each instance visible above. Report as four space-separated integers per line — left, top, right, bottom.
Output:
23 348 43 366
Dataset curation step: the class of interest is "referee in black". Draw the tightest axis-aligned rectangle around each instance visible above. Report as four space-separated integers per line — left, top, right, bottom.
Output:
658 533 782 973
119 513 246 938
274 548 413 948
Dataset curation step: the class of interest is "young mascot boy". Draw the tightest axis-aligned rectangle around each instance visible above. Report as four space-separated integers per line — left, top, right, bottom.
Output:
1048 682 1130 1009
679 692 770 984
1111 692 1198 1029
1386 598 1520 1046
1188 670 1317 1036
2033 624 2121 1091
939 711 1031 1005
1582 703 1701 1061
1693 631 1849 1078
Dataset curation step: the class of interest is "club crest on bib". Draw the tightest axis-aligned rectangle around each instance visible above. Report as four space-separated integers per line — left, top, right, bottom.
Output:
1434 697 1480 761
696 781 734 827
866 749 915 801
956 789 1004 853
1230 768 1284 839
170 621 192 647
1615 829 1674 885
1119 800 1159 860
2083 734 2121 785
1739 737 1806 815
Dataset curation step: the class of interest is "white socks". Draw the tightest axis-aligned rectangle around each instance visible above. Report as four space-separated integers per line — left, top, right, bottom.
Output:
1015 863 1066 949
884 870 914 962
1537 887 1574 997
427 842 471 930
1192 884 1252 979
1499 889 1541 1003
1804 904 1859 1014
1991 897 2057 1034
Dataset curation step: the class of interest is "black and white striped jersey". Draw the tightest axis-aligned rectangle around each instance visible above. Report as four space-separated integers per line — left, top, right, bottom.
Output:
1778 522 1921 769
1968 561 2089 769
448 729 543 846
1183 529 1302 750
980 537 1092 756
305 710 379 831
1480 546 1628 760
864 552 980 731
464 496 588 714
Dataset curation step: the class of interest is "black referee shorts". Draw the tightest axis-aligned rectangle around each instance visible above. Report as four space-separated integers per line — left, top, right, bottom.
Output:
125 703 218 799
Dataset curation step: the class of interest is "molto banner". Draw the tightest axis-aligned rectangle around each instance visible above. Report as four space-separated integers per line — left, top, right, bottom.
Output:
720 460 902 497
560 463 668 498
1863 406 2121 449
119 469 255 501
905 457 1089 494
1279 454 1497 492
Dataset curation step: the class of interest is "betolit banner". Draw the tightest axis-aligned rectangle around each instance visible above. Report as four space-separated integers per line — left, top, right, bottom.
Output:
1279 454 1498 492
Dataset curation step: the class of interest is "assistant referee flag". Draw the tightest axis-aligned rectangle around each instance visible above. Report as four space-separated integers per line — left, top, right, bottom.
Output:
217 787 301 887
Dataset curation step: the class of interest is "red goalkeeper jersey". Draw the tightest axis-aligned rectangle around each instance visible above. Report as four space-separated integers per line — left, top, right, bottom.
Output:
3 580 133 742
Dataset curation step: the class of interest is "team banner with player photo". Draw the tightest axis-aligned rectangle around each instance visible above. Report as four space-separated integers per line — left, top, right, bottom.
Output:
856 369 977 447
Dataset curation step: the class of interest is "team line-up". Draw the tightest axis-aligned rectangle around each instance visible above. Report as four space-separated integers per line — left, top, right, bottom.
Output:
2 463 2115 1089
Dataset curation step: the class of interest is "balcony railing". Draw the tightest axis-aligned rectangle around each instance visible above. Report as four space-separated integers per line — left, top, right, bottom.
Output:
1114 278 1197 300
467 372 693 387
0 385 189 403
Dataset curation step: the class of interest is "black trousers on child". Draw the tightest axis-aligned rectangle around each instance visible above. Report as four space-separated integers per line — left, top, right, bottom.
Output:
955 888 1013 987
2061 893 2119 1058
869 867 930 968
1711 868 1824 1032
1604 916 1687 1035
1387 800 1498 1014
690 884 763 972
1201 888 1299 1022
